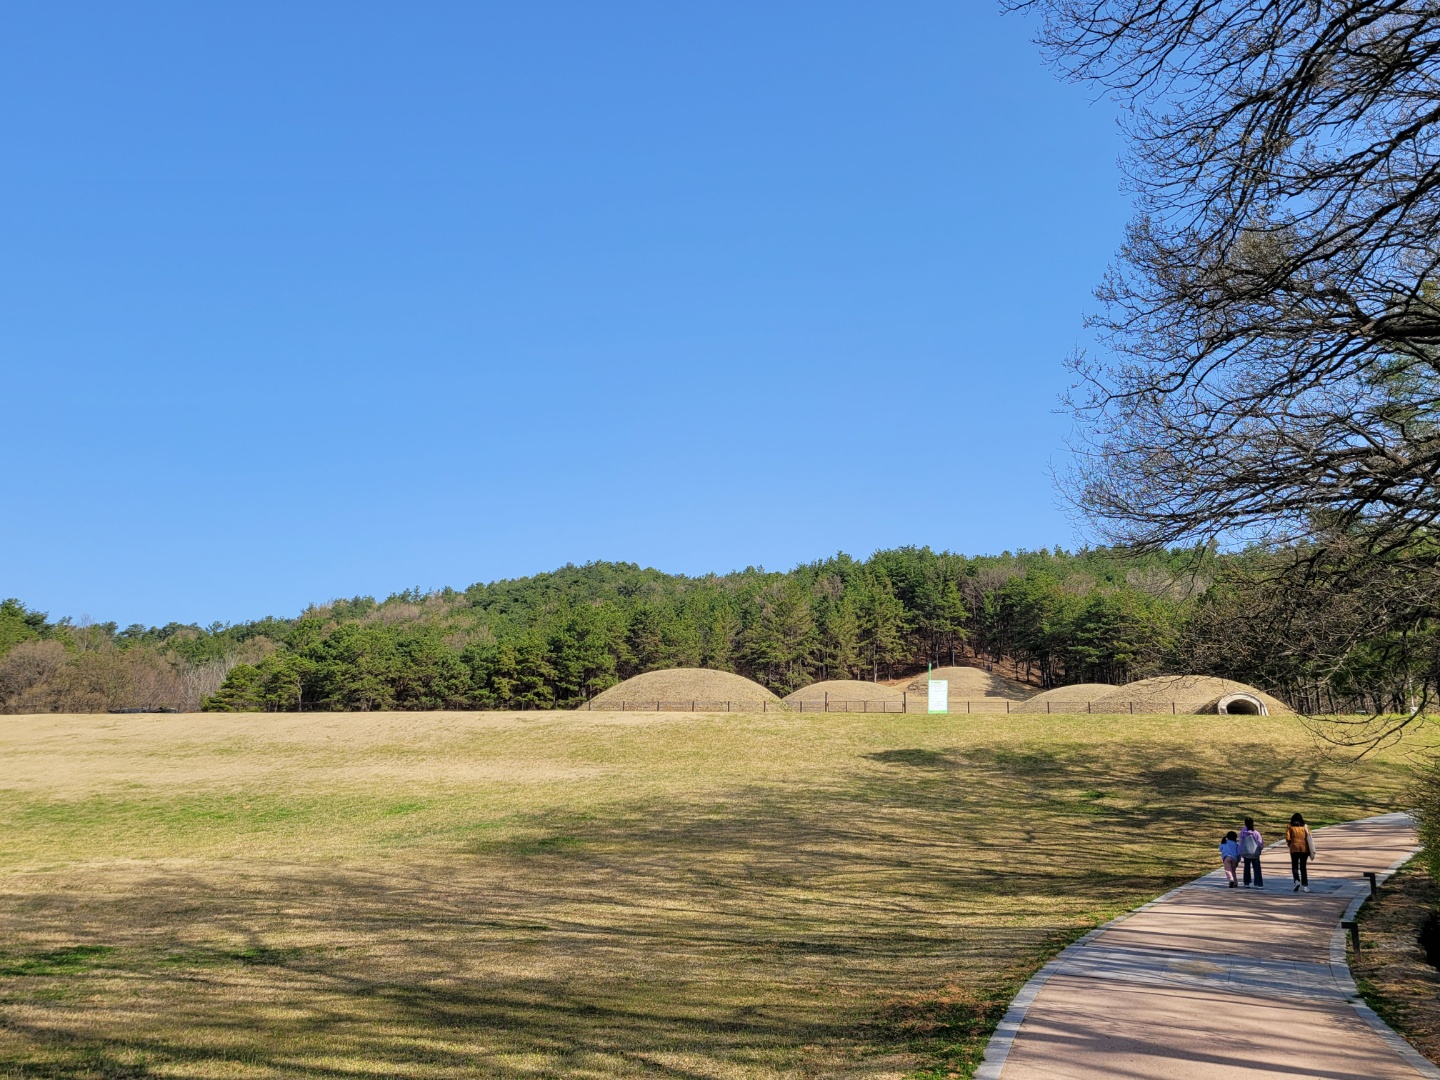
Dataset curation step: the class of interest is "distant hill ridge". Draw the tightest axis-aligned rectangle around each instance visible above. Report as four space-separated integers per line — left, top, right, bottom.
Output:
0 545 1253 713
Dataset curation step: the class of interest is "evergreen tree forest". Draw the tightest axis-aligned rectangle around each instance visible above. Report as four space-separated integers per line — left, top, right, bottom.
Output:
0 545 1433 714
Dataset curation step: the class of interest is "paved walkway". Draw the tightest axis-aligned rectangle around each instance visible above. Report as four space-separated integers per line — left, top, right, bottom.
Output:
977 812 1440 1080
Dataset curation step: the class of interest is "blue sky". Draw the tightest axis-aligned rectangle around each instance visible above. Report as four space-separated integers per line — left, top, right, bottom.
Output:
2 2 1127 627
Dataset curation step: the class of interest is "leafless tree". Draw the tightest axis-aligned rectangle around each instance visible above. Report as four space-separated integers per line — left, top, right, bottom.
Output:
177 656 241 711
1008 0 1440 740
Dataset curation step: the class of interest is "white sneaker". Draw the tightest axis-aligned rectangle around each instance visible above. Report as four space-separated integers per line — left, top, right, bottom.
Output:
1293 883 1301 892
1302 886 1310 893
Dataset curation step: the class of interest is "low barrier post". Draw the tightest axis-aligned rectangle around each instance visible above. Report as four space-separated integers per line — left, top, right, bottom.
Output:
1342 919 1360 952
1364 871 1378 897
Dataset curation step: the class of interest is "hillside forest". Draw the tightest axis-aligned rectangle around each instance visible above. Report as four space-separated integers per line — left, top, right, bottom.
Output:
0 546 1432 714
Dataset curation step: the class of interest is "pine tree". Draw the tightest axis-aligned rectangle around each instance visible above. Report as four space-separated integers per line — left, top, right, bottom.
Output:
856 573 905 681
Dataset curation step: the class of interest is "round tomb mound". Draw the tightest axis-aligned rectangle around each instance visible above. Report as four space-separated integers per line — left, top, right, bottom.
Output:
1012 683 1118 713
895 665 1037 713
783 680 907 712
583 668 779 711
1088 676 1292 716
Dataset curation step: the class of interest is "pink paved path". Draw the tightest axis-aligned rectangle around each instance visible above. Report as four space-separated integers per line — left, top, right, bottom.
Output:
978 812 1440 1080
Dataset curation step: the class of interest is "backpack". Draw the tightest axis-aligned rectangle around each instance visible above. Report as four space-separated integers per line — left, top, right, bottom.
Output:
1240 832 1259 857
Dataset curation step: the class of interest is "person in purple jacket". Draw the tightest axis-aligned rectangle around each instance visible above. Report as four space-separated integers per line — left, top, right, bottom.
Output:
1219 831 1241 887
1238 817 1264 888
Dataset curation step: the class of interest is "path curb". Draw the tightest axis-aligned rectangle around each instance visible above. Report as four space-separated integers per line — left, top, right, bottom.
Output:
1326 817 1440 1080
973 811 1437 1080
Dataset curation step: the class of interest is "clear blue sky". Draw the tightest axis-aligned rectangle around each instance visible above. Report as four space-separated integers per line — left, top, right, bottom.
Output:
2 1 1127 628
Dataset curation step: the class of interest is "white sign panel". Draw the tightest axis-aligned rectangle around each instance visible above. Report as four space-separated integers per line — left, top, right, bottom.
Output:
927 679 948 714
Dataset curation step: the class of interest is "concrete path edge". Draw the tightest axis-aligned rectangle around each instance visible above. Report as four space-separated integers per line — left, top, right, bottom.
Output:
973 812 1440 1080
1326 837 1440 1080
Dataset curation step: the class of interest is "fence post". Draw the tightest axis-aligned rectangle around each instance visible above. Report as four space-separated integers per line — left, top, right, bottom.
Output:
1047 701 1051 714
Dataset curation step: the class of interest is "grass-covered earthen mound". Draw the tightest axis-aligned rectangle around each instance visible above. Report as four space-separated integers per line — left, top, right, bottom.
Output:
898 668 1036 711
783 680 906 709
585 668 778 710
1089 675 1293 715
1013 684 1118 713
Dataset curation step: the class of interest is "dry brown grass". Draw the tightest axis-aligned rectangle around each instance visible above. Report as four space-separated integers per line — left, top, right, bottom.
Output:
585 668 778 709
0 709 1426 1079
1012 685 1118 714
1089 675 1293 715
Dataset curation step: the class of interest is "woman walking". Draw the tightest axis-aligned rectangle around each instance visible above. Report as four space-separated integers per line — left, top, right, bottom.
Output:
1286 813 1316 892
1238 817 1264 888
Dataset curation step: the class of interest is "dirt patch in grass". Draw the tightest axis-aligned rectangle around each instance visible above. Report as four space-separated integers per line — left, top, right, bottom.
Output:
1352 862 1440 1067
0 710 1427 1078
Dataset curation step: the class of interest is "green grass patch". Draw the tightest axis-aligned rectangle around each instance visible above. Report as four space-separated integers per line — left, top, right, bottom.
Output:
0 945 113 977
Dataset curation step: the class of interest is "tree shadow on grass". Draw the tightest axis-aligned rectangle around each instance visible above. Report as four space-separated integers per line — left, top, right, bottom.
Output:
0 738 1408 1078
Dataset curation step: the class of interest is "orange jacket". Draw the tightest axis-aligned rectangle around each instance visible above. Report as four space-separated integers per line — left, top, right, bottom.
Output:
1286 824 1312 853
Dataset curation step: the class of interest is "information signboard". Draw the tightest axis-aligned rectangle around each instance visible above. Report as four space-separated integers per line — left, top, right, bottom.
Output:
928 679 948 714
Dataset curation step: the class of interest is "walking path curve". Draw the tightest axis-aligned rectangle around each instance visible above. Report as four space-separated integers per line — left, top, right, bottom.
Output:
977 812 1440 1080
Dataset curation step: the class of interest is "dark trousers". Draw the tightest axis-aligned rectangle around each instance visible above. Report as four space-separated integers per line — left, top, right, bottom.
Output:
1290 851 1308 885
1242 856 1263 886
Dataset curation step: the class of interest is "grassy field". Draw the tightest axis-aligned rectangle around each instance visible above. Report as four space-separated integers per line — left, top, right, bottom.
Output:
0 710 1430 1079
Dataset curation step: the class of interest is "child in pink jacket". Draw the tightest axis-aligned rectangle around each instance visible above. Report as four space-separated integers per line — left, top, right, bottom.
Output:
1219 831 1240 888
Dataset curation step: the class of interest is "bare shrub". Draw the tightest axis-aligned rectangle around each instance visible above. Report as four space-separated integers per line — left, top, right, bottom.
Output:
6 648 185 713
0 641 69 707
